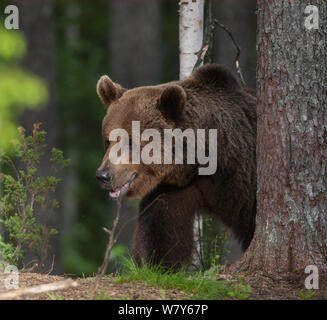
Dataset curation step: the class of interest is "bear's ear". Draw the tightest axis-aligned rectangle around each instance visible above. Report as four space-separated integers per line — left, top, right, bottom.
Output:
97 75 125 108
158 85 186 121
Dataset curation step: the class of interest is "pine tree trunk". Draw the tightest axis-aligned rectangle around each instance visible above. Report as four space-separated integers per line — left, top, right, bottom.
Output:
234 0 327 277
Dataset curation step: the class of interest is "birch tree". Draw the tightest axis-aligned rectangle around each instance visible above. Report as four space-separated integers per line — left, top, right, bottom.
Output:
179 0 204 266
179 0 204 80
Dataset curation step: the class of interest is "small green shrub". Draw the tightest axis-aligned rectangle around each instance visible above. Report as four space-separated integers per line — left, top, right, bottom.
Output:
0 123 69 269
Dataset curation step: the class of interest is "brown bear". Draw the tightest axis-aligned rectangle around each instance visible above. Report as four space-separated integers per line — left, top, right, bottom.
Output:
96 64 256 270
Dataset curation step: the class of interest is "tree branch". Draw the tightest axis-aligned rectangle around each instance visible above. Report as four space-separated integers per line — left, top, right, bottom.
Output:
90 193 166 298
193 0 246 87
91 197 122 298
0 279 78 300
213 19 245 86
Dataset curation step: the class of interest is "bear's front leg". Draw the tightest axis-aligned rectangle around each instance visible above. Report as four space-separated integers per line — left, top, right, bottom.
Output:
132 184 203 270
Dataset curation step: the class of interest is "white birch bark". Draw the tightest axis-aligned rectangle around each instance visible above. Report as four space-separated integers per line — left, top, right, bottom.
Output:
179 0 204 80
179 0 204 267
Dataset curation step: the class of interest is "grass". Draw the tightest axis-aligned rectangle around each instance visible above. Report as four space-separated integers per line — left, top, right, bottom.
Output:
298 290 316 300
95 292 128 300
46 293 63 300
114 258 251 300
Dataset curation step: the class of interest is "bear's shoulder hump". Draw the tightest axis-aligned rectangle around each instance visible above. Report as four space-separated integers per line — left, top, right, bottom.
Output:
190 64 241 92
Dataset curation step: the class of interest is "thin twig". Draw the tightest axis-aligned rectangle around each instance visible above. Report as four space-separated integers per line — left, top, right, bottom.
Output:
90 197 122 298
0 155 20 180
90 193 166 299
192 0 246 87
45 255 55 275
8 243 21 266
193 0 214 70
213 19 245 86
20 261 39 273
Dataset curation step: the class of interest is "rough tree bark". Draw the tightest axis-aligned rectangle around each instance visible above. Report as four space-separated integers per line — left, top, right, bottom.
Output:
234 0 327 278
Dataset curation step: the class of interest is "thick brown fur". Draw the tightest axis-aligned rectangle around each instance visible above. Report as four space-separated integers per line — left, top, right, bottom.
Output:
96 64 257 270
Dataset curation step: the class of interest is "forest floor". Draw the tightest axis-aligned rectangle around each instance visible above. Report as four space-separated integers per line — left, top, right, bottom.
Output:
1 270 326 300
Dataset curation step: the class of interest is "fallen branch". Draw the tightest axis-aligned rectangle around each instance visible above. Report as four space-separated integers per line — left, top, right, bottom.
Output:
0 279 78 300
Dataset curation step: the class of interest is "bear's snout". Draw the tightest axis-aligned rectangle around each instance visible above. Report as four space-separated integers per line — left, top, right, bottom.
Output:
96 170 113 185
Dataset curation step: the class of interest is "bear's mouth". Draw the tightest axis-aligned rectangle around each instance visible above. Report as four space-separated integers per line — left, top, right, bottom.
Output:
109 172 137 199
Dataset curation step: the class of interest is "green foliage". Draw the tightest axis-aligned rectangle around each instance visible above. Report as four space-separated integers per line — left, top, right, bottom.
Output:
116 258 251 300
95 292 113 300
298 290 316 300
0 124 69 268
227 276 252 300
0 22 26 61
95 292 128 300
0 236 18 263
109 244 128 263
55 0 113 275
53 0 181 275
0 27 48 152
202 215 231 270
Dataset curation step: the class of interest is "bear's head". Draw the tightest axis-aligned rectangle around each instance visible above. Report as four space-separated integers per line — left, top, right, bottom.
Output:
95 75 193 199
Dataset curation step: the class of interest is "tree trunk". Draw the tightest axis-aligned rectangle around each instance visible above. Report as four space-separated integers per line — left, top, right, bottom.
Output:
179 0 204 267
179 0 204 80
235 0 327 278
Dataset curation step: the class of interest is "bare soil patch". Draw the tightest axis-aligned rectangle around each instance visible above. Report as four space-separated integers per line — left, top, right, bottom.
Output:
0 272 185 300
0 271 326 300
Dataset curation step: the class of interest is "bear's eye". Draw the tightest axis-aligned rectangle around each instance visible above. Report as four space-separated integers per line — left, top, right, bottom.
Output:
104 139 110 150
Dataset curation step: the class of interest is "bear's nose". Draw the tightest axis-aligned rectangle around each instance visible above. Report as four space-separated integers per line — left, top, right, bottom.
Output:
96 170 112 184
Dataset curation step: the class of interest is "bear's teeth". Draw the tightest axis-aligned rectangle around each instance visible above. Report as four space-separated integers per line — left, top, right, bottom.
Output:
109 190 120 198
120 182 129 196
109 182 130 199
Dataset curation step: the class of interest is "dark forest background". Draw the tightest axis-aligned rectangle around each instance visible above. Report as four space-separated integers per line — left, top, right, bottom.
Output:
0 0 256 275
